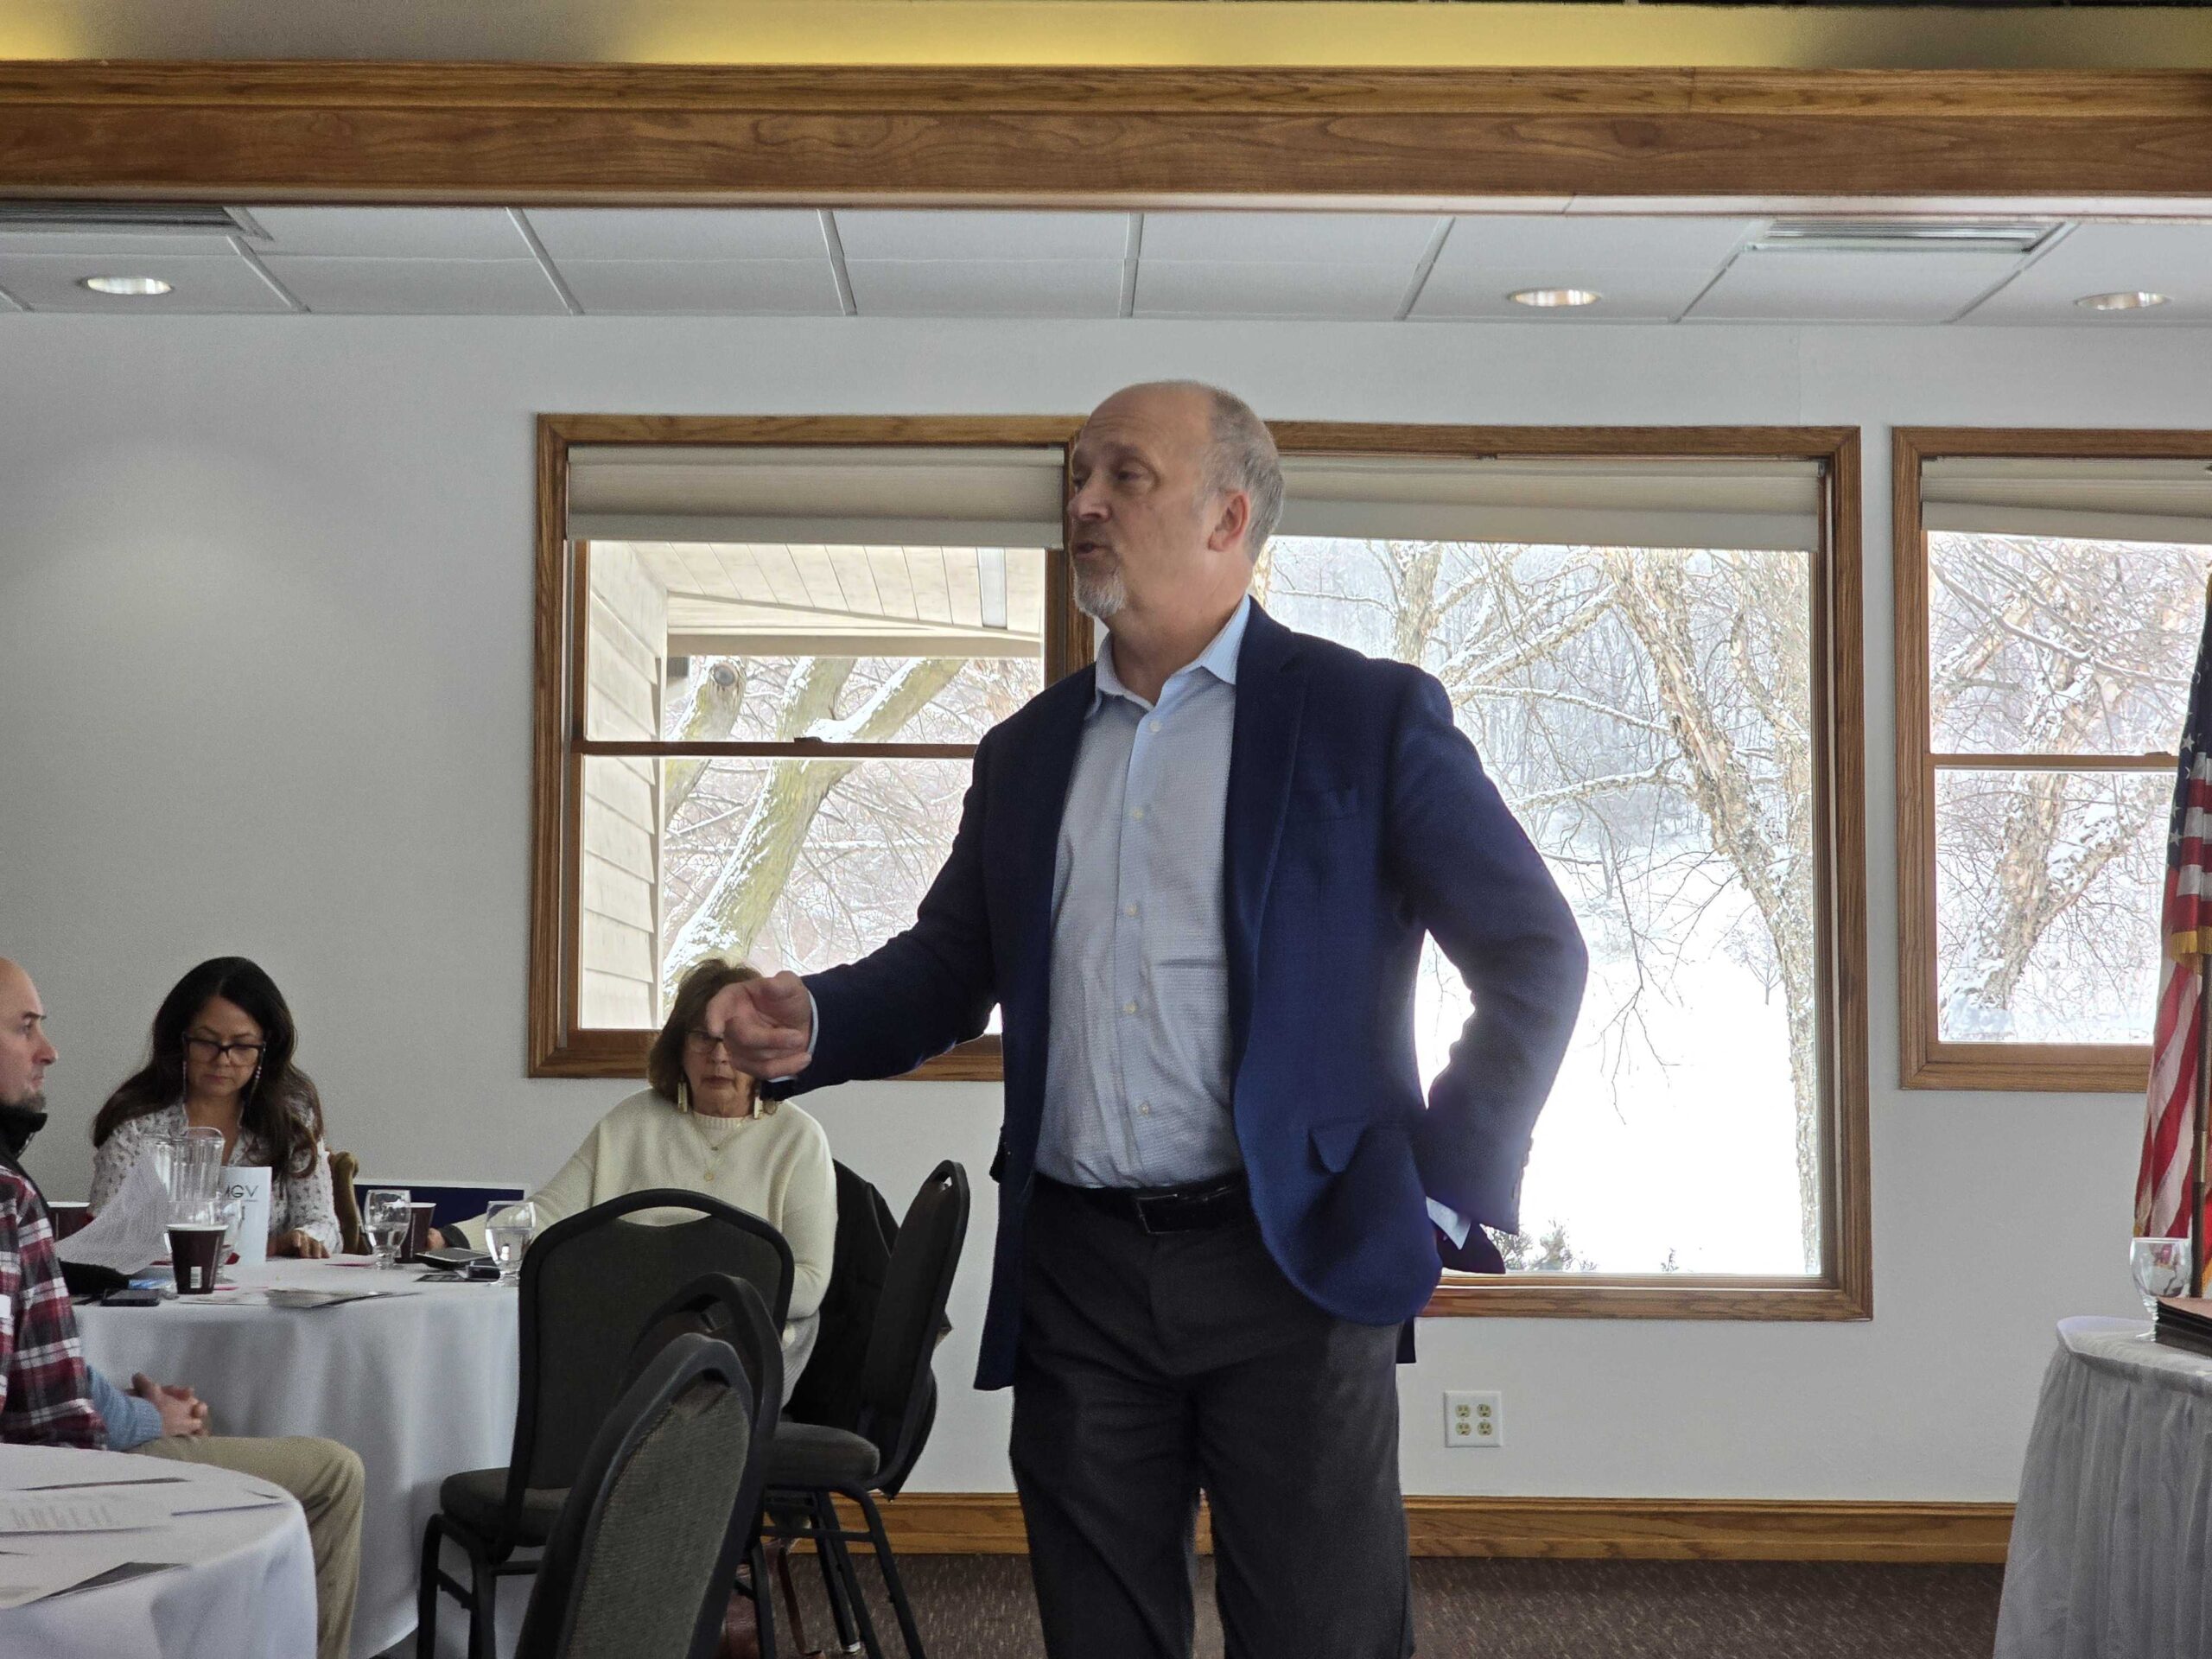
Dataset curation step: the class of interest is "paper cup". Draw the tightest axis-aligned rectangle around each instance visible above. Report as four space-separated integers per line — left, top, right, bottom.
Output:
168 1224 226 1294
404 1203 437 1262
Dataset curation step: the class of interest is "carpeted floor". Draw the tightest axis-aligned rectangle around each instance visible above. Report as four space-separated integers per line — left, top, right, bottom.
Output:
763 1554 2005 1659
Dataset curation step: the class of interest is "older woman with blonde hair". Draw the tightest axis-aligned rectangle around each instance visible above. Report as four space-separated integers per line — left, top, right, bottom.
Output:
474 958 836 1395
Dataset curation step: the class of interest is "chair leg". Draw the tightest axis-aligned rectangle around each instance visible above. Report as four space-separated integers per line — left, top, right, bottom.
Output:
469 1552 499 1659
768 1536 817 1657
854 1491 925 1659
416 1516 445 1659
748 1541 779 1659
818 1496 883 1659
809 1492 862 1654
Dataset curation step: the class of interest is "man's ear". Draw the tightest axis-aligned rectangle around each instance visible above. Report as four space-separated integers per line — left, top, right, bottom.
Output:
1208 490 1252 556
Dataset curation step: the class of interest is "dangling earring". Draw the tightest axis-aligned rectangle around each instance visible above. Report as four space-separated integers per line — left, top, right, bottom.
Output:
677 1078 691 1115
247 1058 264 1099
748 1082 761 1122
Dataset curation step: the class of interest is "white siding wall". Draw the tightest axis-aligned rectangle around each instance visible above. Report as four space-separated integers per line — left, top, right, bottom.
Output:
579 542 666 1027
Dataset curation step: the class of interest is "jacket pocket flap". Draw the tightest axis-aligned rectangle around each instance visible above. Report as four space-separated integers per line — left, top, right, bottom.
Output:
1308 1116 1370 1173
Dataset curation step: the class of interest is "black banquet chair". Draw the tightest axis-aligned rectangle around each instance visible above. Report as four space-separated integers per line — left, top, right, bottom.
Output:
762 1160 969 1659
418 1189 794 1659
513 1329 773 1659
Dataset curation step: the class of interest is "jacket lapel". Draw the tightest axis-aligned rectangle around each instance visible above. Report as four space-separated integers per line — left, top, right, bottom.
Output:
1223 604 1308 1068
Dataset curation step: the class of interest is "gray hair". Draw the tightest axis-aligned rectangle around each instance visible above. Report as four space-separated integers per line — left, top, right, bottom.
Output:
1123 380 1284 560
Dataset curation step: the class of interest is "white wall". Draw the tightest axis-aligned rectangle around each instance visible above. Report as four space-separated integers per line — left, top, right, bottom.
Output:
3 314 2203 1502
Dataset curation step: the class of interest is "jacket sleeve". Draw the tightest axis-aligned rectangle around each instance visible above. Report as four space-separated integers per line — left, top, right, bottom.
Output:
772 735 1000 1095
1384 670 1588 1251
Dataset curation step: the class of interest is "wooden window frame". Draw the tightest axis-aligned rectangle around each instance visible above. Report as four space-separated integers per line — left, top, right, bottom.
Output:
529 412 1092 1082
1269 423 1870 1321
1895 428 2212 1093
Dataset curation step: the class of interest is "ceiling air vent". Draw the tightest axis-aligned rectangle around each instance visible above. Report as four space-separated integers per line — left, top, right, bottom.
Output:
1747 219 2063 257
0 201 261 237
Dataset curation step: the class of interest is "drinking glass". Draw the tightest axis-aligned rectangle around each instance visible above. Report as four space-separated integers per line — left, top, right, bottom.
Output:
364 1190 412 1270
485 1199 538 1285
2132 1235 2191 1316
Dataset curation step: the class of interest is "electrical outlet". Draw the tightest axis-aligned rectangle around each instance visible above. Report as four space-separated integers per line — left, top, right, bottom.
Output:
1444 1390 1503 1449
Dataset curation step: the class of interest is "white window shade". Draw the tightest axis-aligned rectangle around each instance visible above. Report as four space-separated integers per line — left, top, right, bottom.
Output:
1275 456 1824 554
1923 456 2212 547
568 445 1066 546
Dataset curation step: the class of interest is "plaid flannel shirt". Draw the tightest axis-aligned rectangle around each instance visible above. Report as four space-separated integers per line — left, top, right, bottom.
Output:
0 1166 103 1447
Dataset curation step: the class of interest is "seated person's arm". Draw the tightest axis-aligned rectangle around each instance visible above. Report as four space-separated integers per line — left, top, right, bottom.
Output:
270 1142 341 1258
782 1124 839 1331
0 1175 105 1447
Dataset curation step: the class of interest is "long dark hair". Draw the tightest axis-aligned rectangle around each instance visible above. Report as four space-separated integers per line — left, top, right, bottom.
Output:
94 957 324 1179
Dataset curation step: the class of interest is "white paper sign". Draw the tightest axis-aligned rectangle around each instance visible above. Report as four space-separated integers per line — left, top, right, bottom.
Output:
54 1156 170 1276
219 1166 271 1268
0 1491 165 1534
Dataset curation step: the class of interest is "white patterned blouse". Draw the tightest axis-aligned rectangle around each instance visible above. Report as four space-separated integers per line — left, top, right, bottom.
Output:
89 1098 342 1254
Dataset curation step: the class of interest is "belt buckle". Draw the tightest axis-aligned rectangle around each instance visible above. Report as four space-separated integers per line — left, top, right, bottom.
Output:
1132 1191 1173 1236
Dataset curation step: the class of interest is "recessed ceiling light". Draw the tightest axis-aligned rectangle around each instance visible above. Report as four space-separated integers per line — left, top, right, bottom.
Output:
1509 288 1600 309
2075 290 2169 312
79 276 173 297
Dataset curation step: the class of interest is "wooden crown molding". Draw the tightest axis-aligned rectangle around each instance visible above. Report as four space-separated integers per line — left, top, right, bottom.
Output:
4 62 2212 202
846 1493 2014 1564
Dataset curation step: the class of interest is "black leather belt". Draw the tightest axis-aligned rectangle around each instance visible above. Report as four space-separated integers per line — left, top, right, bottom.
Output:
1039 1172 1251 1235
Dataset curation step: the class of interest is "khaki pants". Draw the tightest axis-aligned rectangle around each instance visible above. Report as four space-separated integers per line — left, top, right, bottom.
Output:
135 1433 365 1659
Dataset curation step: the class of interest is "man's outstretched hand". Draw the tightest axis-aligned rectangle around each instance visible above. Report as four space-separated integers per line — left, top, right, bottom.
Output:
703 969 815 1080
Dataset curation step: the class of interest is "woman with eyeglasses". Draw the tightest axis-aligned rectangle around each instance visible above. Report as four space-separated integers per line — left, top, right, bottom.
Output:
456 957 836 1399
90 957 340 1258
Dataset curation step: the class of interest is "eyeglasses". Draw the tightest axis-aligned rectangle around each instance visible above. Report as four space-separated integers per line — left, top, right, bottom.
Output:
184 1036 267 1065
683 1029 734 1055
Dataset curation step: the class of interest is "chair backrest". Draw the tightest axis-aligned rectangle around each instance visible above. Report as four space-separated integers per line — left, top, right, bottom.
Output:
514 1332 767 1659
327 1150 365 1256
853 1161 969 1495
623 1272 785 1430
505 1189 794 1521
784 1160 899 1430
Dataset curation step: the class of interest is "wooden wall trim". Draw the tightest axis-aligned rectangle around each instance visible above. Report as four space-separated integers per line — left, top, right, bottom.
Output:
6 63 2212 202
1893 425 2212 1093
844 1493 2014 1564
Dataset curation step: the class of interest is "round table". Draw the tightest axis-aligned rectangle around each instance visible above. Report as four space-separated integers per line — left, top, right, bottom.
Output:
0 1442 317 1658
1996 1315 2212 1658
77 1258 521 1659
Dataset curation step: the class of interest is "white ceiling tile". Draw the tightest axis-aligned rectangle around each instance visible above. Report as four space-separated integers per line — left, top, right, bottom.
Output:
1140 213 1441 266
1962 223 2212 324
1135 262 1409 321
262 257 568 315
1436 216 1757 272
1412 265 1715 322
835 212 1128 263
560 260 842 315
525 209 830 263
0 229 240 257
846 260 1122 318
248 207 533 259
1685 251 2023 323
0 251 292 313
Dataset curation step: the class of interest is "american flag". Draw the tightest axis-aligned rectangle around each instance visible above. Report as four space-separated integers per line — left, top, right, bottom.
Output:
2135 575 2212 1240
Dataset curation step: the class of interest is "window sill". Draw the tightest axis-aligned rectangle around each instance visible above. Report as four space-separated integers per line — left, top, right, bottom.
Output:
1423 1276 1871 1320
1902 1040 2149 1094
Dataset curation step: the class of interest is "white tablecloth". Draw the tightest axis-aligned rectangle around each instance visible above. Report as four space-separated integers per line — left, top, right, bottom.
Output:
77 1258 522 1658
1997 1314 2212 1658
0 1442 317 1659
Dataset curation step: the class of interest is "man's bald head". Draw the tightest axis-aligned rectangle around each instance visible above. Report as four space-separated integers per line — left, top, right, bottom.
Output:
0 960 56 1114
1083 382 1282 558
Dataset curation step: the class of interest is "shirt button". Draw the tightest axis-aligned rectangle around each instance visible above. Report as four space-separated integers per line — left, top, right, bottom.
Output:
1124 904 1139 918
1140 1103 1153 1116
1122 1001 1138 1015
1129 806 1146 822
1147 720 1161 734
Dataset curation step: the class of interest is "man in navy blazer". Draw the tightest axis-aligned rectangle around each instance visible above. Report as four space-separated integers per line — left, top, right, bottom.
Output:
713 383 1586 1659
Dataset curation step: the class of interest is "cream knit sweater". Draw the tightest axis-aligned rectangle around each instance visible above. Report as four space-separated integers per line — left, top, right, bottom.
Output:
474 1087 838 1395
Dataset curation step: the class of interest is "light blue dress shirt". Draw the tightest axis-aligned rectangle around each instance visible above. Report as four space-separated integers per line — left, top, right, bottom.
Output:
87 1367 161 1451
1034 599 1251 1187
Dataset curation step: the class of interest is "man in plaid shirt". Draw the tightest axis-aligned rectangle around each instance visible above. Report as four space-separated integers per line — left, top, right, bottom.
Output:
0 958 364 1659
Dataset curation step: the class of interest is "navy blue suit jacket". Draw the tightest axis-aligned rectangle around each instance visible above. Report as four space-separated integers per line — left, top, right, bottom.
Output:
778 603 1588 1390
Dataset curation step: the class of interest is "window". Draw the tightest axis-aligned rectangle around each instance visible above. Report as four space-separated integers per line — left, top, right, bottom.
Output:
1266 425 1868 1318
1897 430 2212 1091
531 416 1868 1318
531 416 1090 1079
